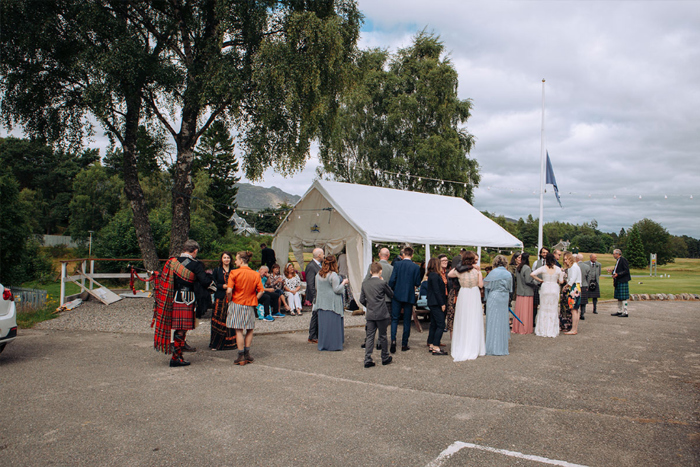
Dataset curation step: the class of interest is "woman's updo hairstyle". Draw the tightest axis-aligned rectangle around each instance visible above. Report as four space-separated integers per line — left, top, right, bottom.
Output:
237 250 253 264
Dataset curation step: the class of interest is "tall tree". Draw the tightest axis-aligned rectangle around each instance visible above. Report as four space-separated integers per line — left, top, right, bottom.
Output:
1 0 174 269
0 137 98 234
69 163 124 241
193 121 240 236
1 1 360 262
633 218 674 265
125 0 361 254
319 32 479 201
625 226 647 269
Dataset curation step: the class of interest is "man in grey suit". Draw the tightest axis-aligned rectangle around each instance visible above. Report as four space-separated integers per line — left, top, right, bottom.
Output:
577 254 590 320
360 262 394 367
306 248 324 343
585 254 602 314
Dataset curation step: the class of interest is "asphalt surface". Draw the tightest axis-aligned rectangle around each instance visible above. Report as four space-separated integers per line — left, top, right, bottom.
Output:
1 301 698 466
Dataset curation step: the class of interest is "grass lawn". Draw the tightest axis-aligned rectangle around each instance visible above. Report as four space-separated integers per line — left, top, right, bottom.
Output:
581 254 700 299
289 251 700 301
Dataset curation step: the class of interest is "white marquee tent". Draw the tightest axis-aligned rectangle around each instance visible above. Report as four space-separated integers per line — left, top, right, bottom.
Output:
272 180 523 303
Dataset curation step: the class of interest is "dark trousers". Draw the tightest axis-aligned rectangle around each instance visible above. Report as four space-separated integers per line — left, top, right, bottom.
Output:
391 299 413 346
365 318 390 363
309 308 319 340
259 292 279 316
427 305 445 346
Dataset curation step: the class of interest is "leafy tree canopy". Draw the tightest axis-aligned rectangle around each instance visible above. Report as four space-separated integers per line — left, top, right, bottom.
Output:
318 32 479 202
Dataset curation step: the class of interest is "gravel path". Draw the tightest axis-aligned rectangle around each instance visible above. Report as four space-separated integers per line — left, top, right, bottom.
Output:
35 296 369 335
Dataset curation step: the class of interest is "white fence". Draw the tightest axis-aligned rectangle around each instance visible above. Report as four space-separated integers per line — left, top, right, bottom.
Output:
42 235 80 248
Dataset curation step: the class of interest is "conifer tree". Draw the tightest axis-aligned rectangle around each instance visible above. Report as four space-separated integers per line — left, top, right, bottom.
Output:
625 227 647 269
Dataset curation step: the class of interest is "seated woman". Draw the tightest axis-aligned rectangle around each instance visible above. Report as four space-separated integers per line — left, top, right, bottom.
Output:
283 263 303 315
314 255 348 351
269 263 290 313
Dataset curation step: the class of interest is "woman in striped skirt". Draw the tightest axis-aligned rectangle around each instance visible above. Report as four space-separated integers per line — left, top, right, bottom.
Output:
226 251 264 365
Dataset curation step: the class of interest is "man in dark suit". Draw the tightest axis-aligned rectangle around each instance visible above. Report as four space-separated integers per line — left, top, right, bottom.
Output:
610 249 631 317
388 247 421 353
260 243 276 269
306 248 324 343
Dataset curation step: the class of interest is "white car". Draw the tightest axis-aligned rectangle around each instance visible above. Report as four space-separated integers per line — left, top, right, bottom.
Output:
0 283 18 355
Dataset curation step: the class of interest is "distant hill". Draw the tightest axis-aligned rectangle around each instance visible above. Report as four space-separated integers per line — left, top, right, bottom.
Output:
235 183 300 211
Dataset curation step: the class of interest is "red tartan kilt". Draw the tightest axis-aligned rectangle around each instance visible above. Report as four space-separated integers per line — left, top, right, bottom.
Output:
172 301 195 330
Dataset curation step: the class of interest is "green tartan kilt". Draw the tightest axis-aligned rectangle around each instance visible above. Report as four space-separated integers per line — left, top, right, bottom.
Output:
614 281 630 300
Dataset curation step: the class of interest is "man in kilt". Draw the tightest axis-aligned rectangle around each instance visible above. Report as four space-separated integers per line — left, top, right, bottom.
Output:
585 254 602 313
610 249 631 318
152 239 215 367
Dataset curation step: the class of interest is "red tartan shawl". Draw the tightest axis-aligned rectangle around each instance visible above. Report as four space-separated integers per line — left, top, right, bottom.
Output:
152 257 195 354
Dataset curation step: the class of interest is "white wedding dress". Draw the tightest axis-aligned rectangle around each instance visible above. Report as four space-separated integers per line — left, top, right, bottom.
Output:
451 268 486 361
532 266 564 338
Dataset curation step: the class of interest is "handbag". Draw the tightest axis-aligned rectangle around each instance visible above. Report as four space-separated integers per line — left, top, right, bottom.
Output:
588 281 597 292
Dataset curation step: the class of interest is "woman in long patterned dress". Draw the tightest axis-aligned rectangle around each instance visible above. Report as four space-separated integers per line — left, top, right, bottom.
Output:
559 252 577 332
209 251 236 350
530 253 564 338
483 255 512 355
448 251 485 361
562 252 582 335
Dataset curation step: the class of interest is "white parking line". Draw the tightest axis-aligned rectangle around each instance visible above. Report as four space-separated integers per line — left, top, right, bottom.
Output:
426 441 589 467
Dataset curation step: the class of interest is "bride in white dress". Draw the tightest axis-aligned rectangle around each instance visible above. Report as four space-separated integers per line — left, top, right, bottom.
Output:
448 251 485 361
530 253 564 338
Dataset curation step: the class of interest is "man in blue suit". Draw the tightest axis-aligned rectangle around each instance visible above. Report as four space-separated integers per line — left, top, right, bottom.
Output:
388 247 422 353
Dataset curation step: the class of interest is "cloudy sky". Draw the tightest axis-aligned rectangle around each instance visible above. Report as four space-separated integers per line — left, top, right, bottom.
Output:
3 1 697 237
248 0 700 237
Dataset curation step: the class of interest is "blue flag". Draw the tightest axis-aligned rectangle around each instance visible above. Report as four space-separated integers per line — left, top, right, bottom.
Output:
545 151 562 207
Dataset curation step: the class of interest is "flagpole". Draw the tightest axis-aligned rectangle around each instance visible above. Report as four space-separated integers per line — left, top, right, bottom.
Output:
537 79 546 253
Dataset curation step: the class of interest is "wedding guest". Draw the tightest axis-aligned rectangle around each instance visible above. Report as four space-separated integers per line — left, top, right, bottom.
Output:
562 251 582 335
483 255 512 355
210 251 237 351
577 254 590 320
532 247 549 326
226 251 265 365
585 254 602 314
283 263 303 315
359 262 394 367
269 263 290 313
426 258 448 355
448 251 485 361
445 249 466 338
507 253 521 308
259 266 285 320
512 252 536 334
610 249 631 318
530 253 565 338
314 255 348 351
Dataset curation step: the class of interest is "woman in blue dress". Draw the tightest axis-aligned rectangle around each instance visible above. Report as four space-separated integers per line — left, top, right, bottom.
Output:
483 255 513 356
